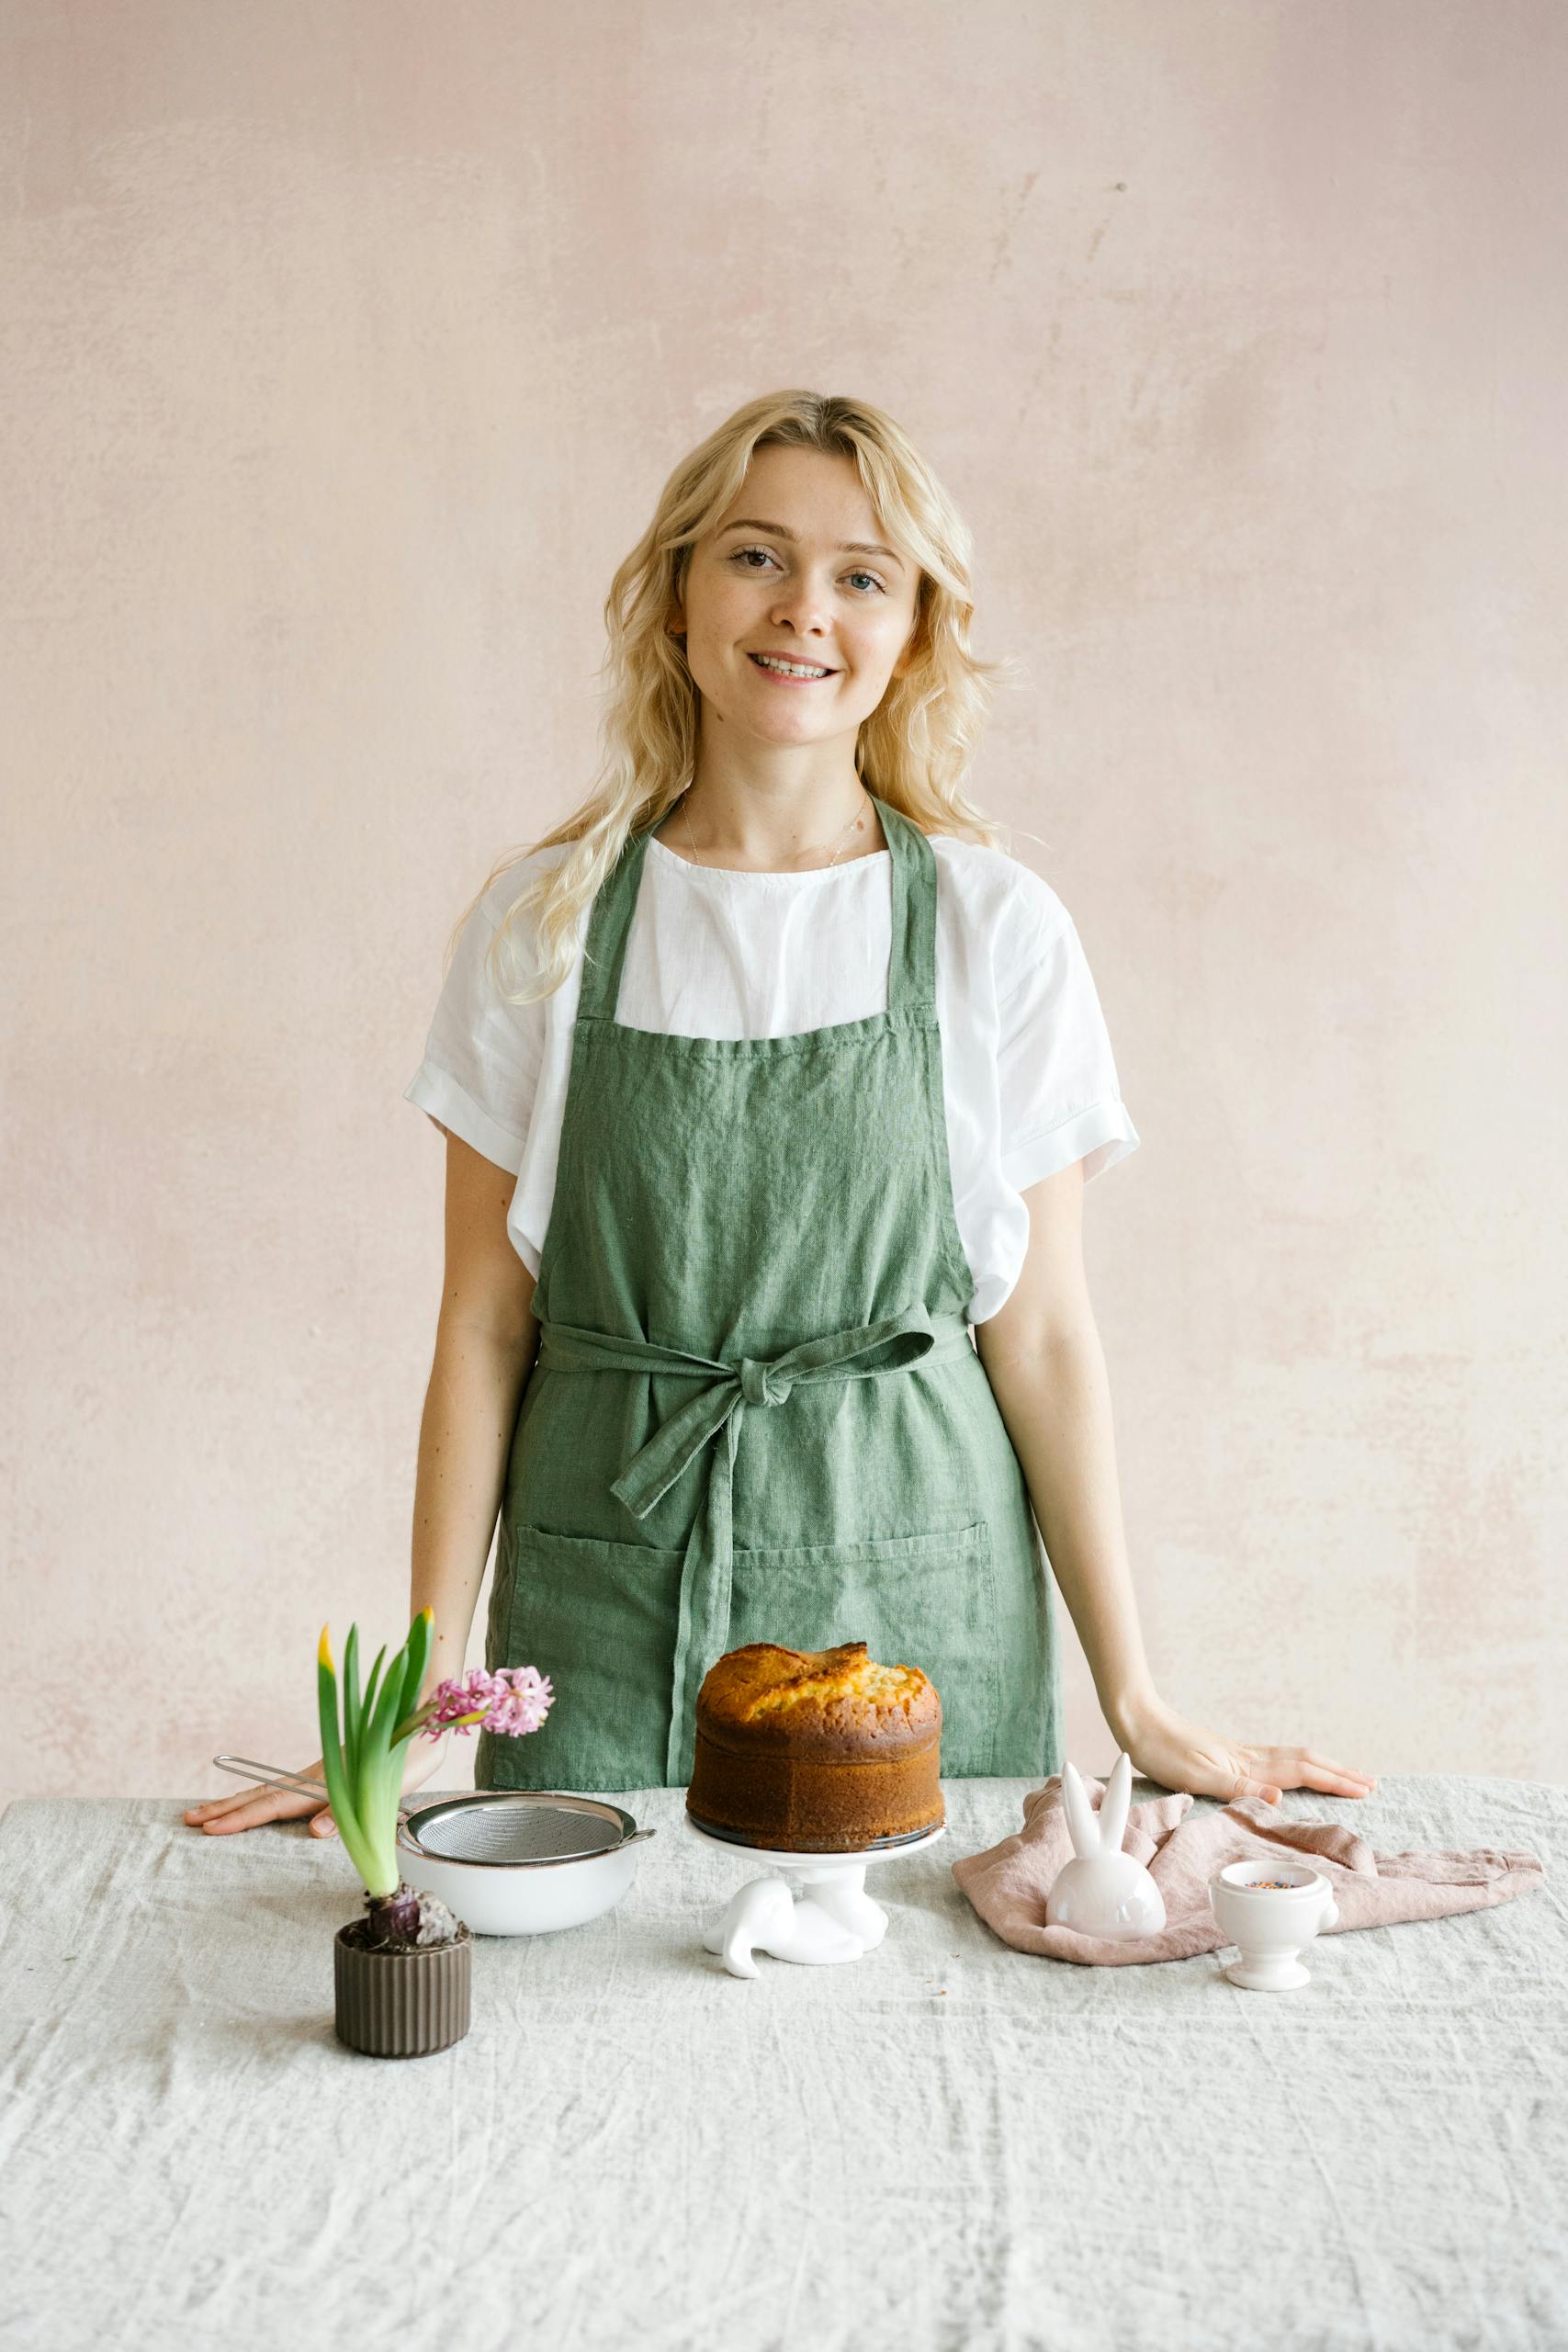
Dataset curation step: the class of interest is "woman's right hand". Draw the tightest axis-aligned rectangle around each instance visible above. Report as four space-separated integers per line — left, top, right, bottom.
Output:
184 1725 454 1840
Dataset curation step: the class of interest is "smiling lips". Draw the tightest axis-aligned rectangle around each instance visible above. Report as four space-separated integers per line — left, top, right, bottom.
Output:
749 651 837 683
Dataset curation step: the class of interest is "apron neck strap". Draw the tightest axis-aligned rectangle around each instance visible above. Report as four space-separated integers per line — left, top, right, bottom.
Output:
576 789 937 1022
578 821 653 1021
878 795 936 1014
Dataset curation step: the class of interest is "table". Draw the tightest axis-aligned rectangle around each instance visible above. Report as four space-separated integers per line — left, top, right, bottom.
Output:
3 1775 1564 2351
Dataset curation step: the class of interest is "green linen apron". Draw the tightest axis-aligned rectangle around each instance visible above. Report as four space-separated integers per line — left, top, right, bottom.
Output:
476 793 1062 1792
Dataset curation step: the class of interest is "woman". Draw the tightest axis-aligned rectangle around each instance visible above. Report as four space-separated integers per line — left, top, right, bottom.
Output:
189 390 1376 1842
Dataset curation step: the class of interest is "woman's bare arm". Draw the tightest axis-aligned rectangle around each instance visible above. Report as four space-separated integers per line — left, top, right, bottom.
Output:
412 1129 541 1696
974 1159 1156 1738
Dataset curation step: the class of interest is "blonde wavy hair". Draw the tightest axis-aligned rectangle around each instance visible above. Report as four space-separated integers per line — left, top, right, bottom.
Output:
446 388 1030 1006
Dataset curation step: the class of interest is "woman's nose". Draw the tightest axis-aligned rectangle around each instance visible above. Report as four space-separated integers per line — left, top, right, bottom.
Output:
772 582 834 632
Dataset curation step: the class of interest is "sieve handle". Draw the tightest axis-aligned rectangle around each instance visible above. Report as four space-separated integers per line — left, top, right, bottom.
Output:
212 1756 660 1851
211 1753 418 1824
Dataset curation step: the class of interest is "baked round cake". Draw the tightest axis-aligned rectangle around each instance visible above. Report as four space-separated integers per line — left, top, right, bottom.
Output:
686 1639 943 1851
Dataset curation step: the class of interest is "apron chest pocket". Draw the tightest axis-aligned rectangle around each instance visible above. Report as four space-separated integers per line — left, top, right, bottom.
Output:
727 1518 1001 1778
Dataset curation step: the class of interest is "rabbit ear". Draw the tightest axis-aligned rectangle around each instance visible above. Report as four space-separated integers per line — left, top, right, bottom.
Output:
1060 1759 1100 1858
1097 1750 1133 1855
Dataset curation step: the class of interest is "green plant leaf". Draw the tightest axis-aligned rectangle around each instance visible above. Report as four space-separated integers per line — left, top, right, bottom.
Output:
363 1631 410 1772
359 1644 388 1748
395 1607 434 1728
342 1623 362 1783
355 1623 417 1894
315 1631 383 1892
390 1698 439 1747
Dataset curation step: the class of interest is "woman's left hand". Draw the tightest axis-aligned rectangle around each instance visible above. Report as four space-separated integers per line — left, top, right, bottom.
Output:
1112 1691 1379 1805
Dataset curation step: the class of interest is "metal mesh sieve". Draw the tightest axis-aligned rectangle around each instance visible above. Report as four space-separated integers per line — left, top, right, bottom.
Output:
402 1792 628 1866
209 1758 646 1871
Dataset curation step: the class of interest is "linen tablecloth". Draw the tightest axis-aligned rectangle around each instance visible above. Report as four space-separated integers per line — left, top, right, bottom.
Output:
2 1774 1563 2352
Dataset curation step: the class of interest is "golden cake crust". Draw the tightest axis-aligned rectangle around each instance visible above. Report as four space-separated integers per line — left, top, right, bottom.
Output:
696 1640 941 1753
687 1639 944 1850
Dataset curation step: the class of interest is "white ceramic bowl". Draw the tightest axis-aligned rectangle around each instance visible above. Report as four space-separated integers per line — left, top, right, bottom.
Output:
396 1792 652 1937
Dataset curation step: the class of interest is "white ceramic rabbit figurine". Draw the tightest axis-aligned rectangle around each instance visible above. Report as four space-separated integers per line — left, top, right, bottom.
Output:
1045 1750 1168 1938
704 1875 867 1977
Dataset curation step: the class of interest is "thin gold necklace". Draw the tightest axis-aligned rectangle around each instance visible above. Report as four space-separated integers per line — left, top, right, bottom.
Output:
680 786 874 872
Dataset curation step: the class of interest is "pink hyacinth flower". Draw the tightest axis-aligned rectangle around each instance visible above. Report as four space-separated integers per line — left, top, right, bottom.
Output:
423 1665 553 1739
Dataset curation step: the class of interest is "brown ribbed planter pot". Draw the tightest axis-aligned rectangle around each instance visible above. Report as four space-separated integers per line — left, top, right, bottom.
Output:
333 1921 471 2057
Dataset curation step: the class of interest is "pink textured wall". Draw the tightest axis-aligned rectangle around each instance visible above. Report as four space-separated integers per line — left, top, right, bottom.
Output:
5 3 1564 1803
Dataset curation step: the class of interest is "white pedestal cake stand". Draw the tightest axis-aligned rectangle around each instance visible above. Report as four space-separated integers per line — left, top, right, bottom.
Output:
686 1812 948 1979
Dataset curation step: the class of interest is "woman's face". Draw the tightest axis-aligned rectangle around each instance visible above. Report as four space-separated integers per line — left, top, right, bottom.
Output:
671 446 921 753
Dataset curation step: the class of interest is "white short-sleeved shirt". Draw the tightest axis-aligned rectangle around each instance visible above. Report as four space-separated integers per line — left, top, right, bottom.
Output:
403 831 1139 1324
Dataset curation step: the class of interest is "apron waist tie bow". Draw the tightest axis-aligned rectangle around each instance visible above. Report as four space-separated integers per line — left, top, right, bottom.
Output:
535 1306 975 1783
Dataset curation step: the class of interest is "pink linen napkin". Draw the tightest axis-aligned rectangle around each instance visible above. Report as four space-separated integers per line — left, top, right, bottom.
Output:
950 1773 1546 1966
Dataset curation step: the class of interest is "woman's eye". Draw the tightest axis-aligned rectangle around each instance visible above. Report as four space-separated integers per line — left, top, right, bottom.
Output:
729 547 886 594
